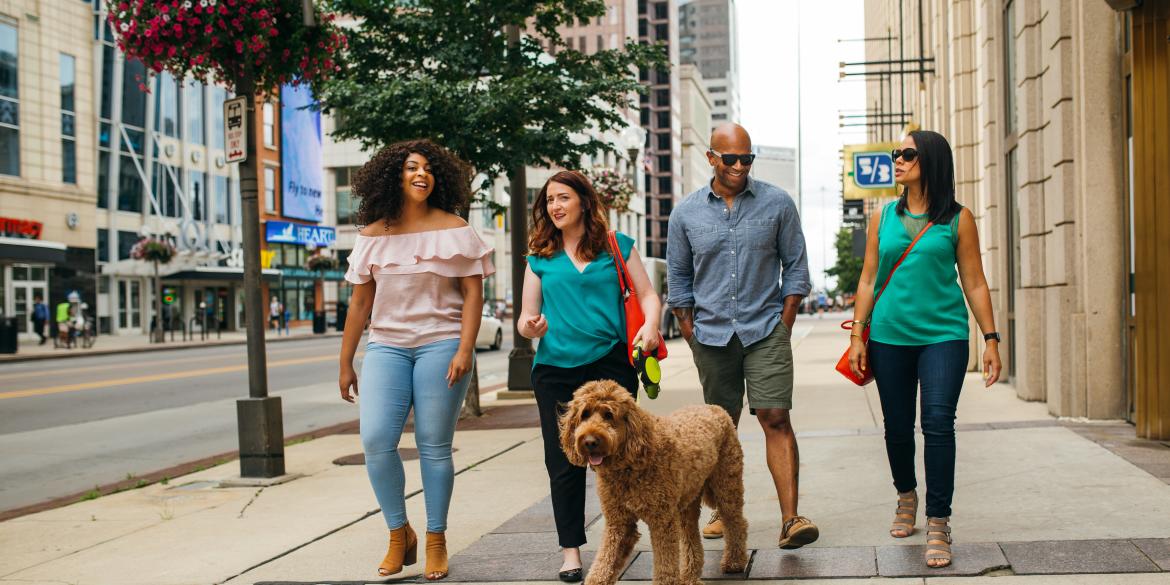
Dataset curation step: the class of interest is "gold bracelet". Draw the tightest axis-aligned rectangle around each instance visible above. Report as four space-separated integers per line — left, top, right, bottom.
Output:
850 332 863 338
848 320 868 327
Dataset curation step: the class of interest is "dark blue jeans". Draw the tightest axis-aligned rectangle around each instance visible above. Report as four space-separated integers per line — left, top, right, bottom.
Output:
868 339 968 518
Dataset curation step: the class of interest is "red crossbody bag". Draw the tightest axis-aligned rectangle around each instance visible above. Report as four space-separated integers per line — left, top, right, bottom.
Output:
607 231 668 365
835 222 932 386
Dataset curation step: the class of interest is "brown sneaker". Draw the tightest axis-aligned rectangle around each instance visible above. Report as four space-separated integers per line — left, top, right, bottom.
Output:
702 510 724 539
778 516 819 549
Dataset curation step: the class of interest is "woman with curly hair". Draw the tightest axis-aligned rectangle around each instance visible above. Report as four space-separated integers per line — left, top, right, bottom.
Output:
518 170 662 582
338 139 494 580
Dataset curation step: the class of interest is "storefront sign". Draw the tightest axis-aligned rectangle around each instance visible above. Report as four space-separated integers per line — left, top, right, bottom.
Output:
843 142 900 199
0 217 44 239
265 220 335 247
280 83 324 222
280 267 346 281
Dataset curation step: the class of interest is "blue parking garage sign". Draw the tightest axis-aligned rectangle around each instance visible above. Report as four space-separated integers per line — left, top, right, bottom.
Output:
853 151 895 190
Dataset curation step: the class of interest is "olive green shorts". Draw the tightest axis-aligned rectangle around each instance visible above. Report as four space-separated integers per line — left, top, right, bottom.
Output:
689 321 794 418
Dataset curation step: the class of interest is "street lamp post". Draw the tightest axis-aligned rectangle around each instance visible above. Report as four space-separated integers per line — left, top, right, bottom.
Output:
505 24 535 391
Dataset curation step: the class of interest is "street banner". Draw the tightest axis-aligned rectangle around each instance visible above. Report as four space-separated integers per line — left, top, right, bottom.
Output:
280 83 324 222
843 141 900 199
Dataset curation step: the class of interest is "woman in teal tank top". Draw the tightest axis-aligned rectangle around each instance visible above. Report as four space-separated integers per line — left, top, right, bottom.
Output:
516 170 662 582
847 130 1002 570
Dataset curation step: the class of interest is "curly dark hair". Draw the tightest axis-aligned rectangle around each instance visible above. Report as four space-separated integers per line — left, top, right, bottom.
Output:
352 139 472 225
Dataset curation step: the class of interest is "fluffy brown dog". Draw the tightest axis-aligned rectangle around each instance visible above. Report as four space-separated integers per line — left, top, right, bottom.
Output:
560 380 749 585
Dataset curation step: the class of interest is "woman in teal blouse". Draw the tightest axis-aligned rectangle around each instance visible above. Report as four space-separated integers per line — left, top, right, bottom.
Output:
847 130 1002 570
518 170 661 582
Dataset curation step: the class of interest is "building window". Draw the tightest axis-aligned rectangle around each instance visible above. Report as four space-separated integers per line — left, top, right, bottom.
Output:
100 44 113 119
97 228 109 262
654 2 668 19
655 89 669 107
0 23 19 176
156 72 180 138
578 36 586 52
657 155 671 172
263 102 276 148
212 87 227 149
335 166 359 224
60 54 77 184
117 230 139 260
98 151 110 208
121 58 147 129
709 86 726 93
1003 0 1017 135
657 132 670 150
659 178 673 196
657 111 669 129
714 99 727 107
118 153 144 212
597 35 605 51
185 79 204 145
264 166 276 212
640 108 650 125
712 113 728 121
189 171 206 221
655 23 668 40
214 175 231 224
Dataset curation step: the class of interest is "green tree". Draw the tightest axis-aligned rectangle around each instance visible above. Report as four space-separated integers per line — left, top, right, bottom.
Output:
316 0 666 191
826 227 865 295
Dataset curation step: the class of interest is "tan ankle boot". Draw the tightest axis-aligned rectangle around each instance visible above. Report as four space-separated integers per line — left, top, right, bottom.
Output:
379 522 418 577
425 531 449 580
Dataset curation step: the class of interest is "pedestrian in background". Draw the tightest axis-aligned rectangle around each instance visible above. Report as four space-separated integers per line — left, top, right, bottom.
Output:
269 296 281 331
667 123 819 550
31 294 48 345
338 139 493 580
847 129 1002 569
518 170 661 582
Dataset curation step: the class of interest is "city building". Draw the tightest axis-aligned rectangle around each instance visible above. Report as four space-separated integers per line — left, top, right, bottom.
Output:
862 0 1170 438
0 0 97 340
678 0 740 124
677 64 712 197
750 145 798 209
639 0 682 259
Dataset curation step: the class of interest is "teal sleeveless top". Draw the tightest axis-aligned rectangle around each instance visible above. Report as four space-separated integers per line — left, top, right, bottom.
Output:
869 201 969 346
527 232 635 368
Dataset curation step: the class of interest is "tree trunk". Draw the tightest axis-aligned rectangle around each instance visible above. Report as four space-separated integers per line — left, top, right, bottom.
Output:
154 260 163 343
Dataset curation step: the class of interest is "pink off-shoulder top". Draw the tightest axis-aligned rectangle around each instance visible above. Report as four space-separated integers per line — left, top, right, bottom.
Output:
345 225 495 348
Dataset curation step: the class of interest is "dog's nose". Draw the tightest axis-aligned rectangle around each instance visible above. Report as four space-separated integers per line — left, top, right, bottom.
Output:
582 435 599 452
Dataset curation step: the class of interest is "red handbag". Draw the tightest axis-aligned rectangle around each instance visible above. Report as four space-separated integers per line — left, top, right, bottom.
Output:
607 231 668 365
835 222 932 386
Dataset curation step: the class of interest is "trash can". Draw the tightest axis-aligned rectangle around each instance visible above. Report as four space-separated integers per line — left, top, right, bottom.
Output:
0 317 18 354
313 311 327 334
335 304 348 332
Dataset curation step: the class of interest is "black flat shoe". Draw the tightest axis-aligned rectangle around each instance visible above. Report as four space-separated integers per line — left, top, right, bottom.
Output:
558 568 583 582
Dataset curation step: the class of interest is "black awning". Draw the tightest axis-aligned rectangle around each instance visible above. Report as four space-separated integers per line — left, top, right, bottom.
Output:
0 237 67 264
164 267 282 282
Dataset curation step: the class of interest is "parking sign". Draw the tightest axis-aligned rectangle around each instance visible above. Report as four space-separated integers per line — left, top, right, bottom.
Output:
225 96 247 164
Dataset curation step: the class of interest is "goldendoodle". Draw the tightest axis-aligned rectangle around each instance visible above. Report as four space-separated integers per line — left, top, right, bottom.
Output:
559 380 749 585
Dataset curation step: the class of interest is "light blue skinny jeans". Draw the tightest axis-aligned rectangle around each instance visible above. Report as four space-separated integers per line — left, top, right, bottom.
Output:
360 338 470 532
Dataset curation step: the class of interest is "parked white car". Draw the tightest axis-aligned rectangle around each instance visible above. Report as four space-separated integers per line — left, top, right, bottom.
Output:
477 308 504 350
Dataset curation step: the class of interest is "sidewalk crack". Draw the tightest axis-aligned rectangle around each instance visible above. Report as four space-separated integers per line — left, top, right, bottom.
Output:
237 487 265 519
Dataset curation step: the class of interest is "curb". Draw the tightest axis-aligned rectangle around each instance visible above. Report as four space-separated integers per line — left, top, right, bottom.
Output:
0 331 345 364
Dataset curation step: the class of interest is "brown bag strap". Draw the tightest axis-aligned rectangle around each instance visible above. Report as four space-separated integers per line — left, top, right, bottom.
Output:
874 222 933 305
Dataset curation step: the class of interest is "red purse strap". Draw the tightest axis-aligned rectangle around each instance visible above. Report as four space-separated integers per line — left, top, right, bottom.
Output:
874 222 933 304
608 230 634 298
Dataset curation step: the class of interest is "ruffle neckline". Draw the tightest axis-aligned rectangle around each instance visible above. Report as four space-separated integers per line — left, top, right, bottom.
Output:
346 226 495 280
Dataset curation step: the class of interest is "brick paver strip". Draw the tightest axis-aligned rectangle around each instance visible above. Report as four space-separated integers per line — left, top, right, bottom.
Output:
1001 539 1160 575
748 546 876 579
876 542 1008 577
1134 538 1170 571
620 549 751 581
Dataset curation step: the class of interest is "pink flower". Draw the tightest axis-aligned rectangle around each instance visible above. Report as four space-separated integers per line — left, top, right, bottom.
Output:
234 39 244 53
269 27 278 36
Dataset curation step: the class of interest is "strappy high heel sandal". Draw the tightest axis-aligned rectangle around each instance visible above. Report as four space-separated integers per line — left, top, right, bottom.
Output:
925 516 953 569
890 490 917 538
425 531 449 580
379 522 418 577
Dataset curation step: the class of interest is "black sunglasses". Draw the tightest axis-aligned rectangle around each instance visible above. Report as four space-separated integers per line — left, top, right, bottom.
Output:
710 149 756 166
892 148 919 162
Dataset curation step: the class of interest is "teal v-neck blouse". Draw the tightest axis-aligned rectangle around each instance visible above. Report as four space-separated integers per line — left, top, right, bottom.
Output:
527 232 635 368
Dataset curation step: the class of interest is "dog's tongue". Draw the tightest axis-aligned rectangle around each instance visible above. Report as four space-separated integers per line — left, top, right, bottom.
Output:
588 454 605 466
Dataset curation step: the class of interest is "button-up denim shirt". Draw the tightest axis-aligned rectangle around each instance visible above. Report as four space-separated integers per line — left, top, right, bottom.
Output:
666 177 811 348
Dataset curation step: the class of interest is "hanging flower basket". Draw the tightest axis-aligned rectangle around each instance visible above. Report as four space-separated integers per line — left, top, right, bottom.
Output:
306 253 339 272
584 167 635 214
106 0 347 93
130 237 178 264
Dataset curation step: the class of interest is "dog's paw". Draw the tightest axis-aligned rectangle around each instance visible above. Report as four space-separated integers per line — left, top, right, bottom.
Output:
720 555 748 575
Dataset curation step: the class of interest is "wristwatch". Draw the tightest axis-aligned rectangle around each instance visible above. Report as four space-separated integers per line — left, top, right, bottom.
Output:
984 332 1001 343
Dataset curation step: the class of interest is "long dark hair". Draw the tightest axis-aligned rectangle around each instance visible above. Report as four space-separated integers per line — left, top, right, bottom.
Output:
528 170 610 260
896 130 962 225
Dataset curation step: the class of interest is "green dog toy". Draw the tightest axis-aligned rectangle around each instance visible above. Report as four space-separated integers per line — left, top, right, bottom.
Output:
632 342 662 399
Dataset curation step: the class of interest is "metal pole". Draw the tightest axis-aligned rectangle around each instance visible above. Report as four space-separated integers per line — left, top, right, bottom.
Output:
504 23 534 392
796 0 803 220
235 78 284 478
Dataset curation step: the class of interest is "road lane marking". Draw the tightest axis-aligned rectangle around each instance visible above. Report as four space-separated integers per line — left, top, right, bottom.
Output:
0 341 344 383
0 353 361 400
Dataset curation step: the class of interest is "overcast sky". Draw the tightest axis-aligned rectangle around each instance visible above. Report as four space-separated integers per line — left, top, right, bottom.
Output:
738 0 867 291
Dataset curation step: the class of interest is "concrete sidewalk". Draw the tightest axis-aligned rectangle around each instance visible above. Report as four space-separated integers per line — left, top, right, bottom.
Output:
2 316 1168 584
1 326 342 363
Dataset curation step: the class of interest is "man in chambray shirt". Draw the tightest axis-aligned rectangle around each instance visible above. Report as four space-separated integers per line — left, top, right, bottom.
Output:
667 123 817 549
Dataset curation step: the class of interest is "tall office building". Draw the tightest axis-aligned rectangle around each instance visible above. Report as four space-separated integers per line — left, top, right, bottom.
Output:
678 0 740 124
638 0 681 259
751 146 798 209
